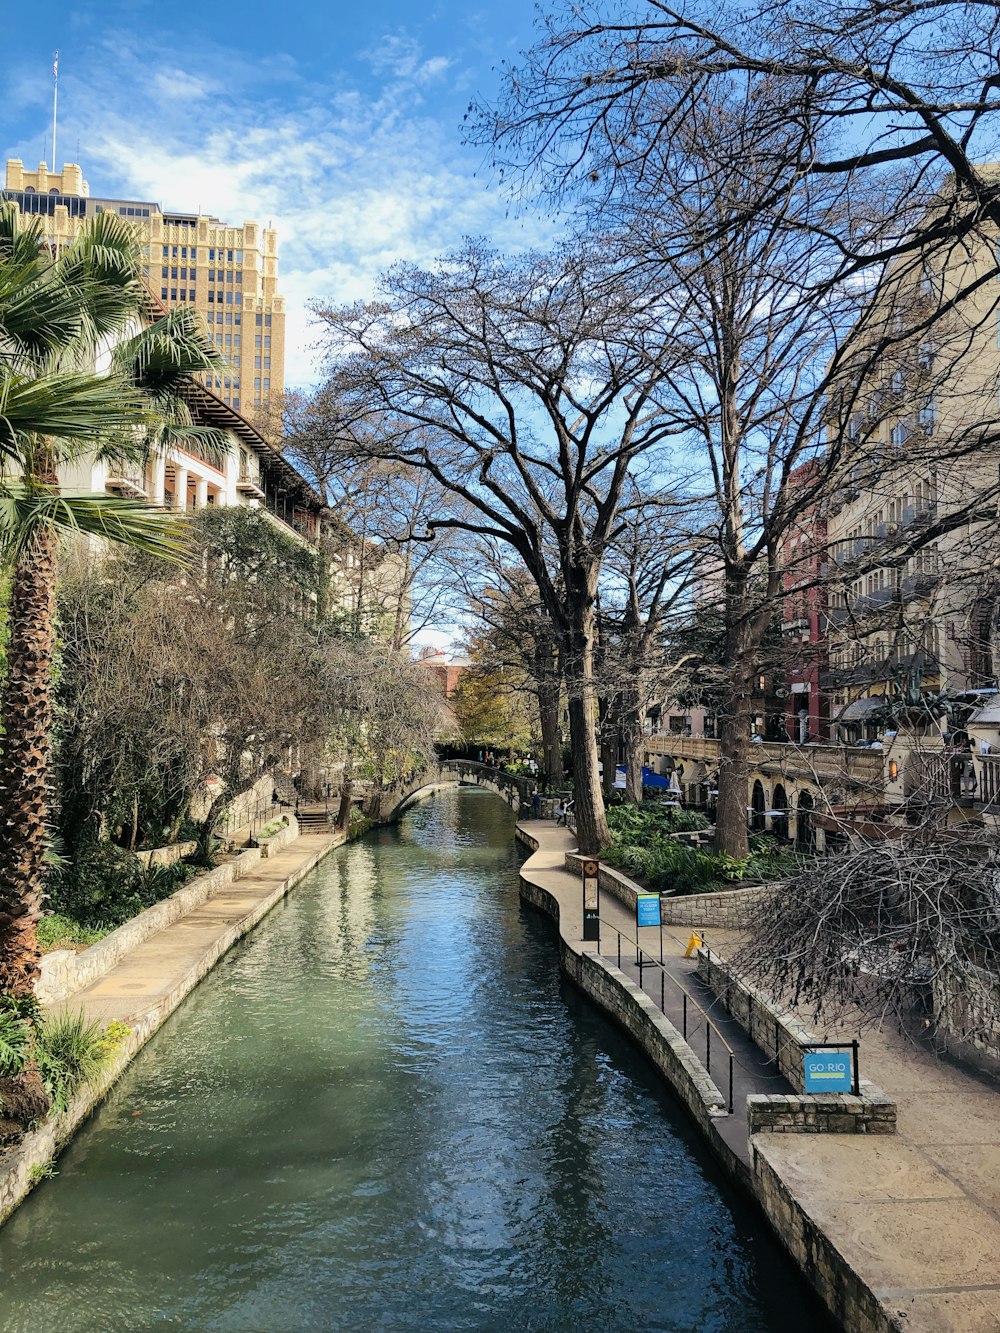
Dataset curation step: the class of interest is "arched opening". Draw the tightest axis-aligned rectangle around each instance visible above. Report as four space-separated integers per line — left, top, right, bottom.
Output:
750 780 766 832
771 784 789 841
796 791 815 851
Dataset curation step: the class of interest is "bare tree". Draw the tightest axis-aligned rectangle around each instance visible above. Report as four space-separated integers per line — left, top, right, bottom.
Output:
312 242 692 853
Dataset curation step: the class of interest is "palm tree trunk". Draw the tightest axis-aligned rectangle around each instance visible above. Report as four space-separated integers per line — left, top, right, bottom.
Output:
0 523 58 997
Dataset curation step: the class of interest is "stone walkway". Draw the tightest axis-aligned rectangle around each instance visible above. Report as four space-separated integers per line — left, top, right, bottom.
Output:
517 819 1000 1333
56 832 341 1028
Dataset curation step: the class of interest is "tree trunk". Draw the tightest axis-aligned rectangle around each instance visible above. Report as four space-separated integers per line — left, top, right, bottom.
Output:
0 525 59 997
620 682 644 806
336 751 355 832
562 600 611 855
715 570 757 857
533 637 563 788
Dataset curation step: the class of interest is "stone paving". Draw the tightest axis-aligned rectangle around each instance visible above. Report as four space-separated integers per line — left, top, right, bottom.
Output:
518 819 1000 1333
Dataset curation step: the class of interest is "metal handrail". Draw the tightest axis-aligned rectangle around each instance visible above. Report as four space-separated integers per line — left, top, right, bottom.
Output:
598 915 735 1114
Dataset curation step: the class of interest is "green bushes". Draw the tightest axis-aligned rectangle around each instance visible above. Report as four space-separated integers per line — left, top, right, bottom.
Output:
36 915 111 953
46 845 197 929
603 802 803 894
0 997 129 1121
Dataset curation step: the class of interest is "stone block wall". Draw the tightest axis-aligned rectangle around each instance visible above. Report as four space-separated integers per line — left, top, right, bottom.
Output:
256 815 298 858
662 883 778 930
747 1092 897 1135
135 841 198 869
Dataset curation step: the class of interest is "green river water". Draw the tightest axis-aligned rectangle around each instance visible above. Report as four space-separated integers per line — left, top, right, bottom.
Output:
0 786 825 1331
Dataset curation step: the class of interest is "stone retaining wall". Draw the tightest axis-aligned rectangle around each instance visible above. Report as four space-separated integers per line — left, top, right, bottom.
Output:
254 816 299 858
36 844 267 1006
699 947 896 1134
135 841 197 869
747 1092 896 1136
518 874 730 1140
662 882 778 929
751 1143 899 1333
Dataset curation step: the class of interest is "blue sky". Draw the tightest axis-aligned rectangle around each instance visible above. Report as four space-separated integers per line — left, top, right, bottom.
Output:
4 0 557 387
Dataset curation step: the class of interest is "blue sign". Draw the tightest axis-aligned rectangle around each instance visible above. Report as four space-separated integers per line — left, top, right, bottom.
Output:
803 1050 853 1094
636 894 661 928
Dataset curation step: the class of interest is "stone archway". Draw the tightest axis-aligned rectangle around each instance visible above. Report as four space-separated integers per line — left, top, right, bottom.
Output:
751 780 766 833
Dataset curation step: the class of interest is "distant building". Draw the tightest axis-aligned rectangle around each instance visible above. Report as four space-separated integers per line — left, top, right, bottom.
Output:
3 158 285 420
415 648 469 699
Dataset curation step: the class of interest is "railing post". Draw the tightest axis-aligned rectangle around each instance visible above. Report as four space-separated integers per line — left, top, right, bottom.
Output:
852 1039 860 1096
617 931 621 970
706 1021 711 1071
729 1054 734 1114
683 992 687 1039
660 970 664 1013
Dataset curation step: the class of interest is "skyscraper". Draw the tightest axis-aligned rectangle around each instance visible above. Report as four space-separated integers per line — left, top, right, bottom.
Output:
3 158 286 422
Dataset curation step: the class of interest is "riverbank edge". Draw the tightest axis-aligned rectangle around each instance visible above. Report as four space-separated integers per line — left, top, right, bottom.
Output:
0 833 348 1227
515 824 894 1333
0 776 469 1227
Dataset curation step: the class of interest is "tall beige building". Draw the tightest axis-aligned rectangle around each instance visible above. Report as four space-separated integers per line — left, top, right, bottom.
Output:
3 158 285 419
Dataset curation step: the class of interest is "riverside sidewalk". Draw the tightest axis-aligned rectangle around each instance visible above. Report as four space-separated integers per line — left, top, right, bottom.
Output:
517 819 1000 1333
59 830 341 1028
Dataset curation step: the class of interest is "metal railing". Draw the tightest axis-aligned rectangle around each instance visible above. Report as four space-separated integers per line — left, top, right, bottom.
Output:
598 915 736 1114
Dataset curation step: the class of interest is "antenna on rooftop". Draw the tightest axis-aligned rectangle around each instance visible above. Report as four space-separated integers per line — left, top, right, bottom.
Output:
51 51 59 171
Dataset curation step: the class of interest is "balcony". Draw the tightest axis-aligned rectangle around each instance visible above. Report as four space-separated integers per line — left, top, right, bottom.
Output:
236 466 265 500
642 733 884 786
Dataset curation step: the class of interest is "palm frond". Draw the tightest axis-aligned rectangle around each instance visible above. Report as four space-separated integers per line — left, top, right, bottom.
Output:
145 423 234 469
114 306 226 395
0 486 190 563
0 371 150 462
54 212 143 349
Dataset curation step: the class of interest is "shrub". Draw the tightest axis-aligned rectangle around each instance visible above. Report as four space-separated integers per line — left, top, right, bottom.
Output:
0 998 34 1079
47 846 193 929
36 915 112 953
35 1011 108 1113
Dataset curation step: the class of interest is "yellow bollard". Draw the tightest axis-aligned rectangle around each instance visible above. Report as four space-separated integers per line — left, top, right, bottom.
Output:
683 931 703 958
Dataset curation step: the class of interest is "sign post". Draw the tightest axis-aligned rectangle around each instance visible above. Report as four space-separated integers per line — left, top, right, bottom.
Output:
803 1042 859 1095
582 859 600 942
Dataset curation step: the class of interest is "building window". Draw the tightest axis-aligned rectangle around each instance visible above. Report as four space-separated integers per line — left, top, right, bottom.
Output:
233 397 240 409
181 246 187 258
170 289 177 300
209 248 215 261
234 334 241 347
172 246 178 257
235 272 242 284
265 315 271 327
916 395 936 429
190 247 197 260
161 288 168 299
255 377 261 391
235 292 242 304
235 314 240 325
255 314 263 326
263 357 270 370
255 335 262 348
226 312 233 325
263 378 270 391
162 245 169 258
254 356 261 369
161 266 168 278
171 267 178 279
264 336 271 348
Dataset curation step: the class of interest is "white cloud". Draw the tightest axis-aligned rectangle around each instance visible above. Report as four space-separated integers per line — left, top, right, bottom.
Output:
6 35 555 389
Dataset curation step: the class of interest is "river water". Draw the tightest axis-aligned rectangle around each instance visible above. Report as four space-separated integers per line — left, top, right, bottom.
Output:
0 787 824 1331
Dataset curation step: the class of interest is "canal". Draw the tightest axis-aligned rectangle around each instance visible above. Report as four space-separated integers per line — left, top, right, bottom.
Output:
0 787 824 1331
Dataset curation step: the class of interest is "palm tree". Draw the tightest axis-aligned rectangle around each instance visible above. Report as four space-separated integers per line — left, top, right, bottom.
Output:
0 203 225 999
